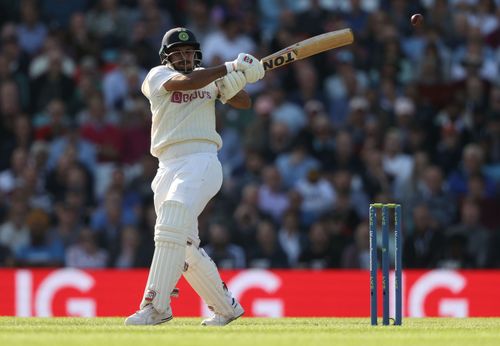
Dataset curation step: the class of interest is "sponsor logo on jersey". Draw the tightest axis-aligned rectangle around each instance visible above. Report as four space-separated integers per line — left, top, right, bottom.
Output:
171 90 212 103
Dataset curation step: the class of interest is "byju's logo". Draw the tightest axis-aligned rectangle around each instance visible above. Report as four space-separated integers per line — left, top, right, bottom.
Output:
171 91 211 103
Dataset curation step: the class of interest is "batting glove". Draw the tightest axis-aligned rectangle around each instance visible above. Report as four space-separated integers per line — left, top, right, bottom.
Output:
225 53 258 73
244 61 265 83
216 71 247 104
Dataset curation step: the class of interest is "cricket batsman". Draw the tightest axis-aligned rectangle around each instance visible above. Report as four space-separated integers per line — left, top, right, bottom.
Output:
125 27 264 326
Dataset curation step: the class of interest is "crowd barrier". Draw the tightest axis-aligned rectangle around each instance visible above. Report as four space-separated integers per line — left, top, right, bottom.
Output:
1 269 499 317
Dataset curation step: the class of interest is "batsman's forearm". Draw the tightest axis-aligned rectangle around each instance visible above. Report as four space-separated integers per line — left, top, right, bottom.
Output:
226 90 251 109
164 65 228 91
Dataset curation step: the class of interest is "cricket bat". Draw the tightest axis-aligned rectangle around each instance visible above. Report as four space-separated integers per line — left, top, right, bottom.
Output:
261 28 354 71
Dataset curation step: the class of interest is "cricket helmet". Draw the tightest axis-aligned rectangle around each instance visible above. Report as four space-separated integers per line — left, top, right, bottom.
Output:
159 27 202 70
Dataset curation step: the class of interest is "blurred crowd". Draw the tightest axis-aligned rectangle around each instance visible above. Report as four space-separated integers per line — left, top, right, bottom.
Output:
0 0 499 270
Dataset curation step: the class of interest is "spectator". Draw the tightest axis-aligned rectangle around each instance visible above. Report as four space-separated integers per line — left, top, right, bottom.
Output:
135 202 155 266
65 227 109 268
64 12 100 60
0 147 28 195
45 148 94 206
288 61 327 107
127 154 157 204
16 0 47 57
91 188 137 252
121 94 151 165
330 169 368 223
243 94 274 152
232 183 260 251
216 108 244 179
448 143 497 198
295 0 329 36
382 128 415 194
230 149 265 194
444 199 492 268
70 58 101 115
341 221 370 269
79 93 124 163
324 52 369 125
30 47 75 113
266 121 293 161
17 163 52 211
0 199 30 253
305 113 335 168
131 0 173 48
0 52 29 110
1 23 31 76
294 168 335 225
398 150 430 203
204 222 246 269
434 123 464 175
403 204 444 268
248 219 289 268
114 225 148 268
183 0 216 44
49 203 83 248
85 0 132 47
258 165 289 221
269 87 306 135
465 174 499 231
277 210 307 267
345 95 372 148
298 221 333 269
40 0 89 28
359 148 391 199
0 243 14 266
322 211 356 267
34 98 68 141
101 51 146 112
15 208 64 267
393 97 417 150
102 165 141 211
330 129 363 174
202 15 256 66
8 115 33 154
275 141 320 189
412 165 457 229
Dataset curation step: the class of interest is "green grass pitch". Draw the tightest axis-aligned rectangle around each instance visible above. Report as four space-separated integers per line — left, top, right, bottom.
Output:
1 317 500 346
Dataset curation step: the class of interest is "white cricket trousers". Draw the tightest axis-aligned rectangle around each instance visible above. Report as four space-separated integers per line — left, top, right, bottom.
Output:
140 142 222 315
140 141 230 315
153 141 222 241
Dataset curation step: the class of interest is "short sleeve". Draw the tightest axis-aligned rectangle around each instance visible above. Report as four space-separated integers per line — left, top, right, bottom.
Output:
141 67 180 98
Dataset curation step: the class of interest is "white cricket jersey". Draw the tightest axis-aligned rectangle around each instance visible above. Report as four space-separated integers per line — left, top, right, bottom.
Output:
141 65 223 158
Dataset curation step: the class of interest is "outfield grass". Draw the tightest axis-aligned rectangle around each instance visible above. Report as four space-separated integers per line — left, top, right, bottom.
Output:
1 317 500 346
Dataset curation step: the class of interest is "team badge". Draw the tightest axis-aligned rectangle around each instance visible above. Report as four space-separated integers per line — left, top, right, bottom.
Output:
179 32 189 41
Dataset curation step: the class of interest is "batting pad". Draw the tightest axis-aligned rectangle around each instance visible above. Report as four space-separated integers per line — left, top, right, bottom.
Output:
183 245 237 317
140 201 192 314
154 200 193 246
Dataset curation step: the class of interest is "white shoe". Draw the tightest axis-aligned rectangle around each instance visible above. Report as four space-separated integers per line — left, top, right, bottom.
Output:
124 304 173 325
201 299 244 326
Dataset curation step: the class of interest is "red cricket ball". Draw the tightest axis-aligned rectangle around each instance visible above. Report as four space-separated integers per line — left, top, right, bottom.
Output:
411 13 423 26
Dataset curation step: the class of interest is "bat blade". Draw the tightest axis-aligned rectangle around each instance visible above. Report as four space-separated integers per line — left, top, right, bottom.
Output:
261 28 354 71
